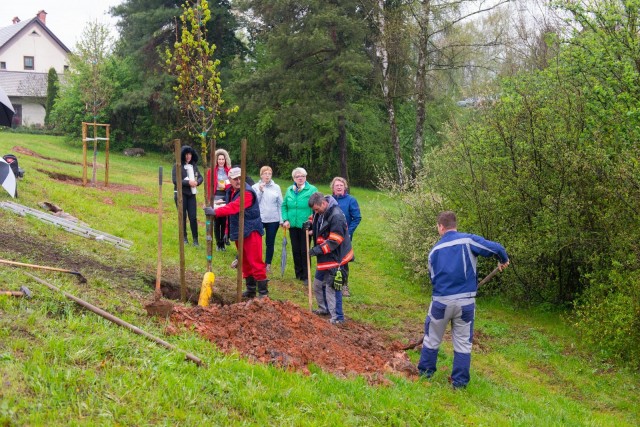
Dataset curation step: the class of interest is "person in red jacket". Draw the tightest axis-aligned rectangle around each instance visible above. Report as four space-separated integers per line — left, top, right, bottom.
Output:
204 167 268 298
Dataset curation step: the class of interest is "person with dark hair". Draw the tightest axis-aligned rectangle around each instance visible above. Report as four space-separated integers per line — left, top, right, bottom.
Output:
204 167 269 298
281 167 317 282
330 176 361 296
206 148 231 251
417 211 509 389
172 145 203 246
306 192 354 325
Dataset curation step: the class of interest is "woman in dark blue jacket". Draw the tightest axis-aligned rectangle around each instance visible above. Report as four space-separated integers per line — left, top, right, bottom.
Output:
330 177 362 296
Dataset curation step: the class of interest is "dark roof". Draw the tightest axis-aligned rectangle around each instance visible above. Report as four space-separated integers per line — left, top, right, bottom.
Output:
0 16 70 53
0 71 48 97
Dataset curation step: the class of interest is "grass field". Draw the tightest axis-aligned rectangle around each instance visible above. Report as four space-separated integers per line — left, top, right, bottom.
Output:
0 131 638 426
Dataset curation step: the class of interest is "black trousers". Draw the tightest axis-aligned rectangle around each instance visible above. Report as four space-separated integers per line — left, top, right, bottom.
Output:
214 216 227 248
289 227 311 280
174 192 198 241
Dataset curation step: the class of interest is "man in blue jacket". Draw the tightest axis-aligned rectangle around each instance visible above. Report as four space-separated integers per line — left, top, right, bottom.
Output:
417 211 509 389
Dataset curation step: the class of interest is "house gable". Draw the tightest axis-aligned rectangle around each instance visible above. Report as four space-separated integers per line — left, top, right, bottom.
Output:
0 15 71 73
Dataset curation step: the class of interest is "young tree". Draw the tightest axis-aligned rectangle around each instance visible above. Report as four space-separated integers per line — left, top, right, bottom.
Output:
165 0 235 162
72 21 115 184
110 0 243 149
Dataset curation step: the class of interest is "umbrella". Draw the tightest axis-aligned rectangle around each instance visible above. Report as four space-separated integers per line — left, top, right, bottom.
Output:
0 157 16 198
0 87 15 128
280 228 288 277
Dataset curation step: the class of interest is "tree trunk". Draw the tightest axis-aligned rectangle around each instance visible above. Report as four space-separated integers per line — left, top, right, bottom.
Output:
375 0 405 186
338 110 349 181
411 0 431 182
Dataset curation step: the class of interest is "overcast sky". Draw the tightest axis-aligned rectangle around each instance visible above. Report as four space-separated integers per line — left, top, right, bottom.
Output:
0 1 124 49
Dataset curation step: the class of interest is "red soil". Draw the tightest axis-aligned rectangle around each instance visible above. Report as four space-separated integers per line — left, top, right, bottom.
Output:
169 297 418 384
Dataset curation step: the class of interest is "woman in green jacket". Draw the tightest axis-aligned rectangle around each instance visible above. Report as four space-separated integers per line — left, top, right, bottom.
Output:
281 167 318 281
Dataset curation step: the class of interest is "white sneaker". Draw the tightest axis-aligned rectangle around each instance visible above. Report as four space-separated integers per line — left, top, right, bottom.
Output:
266 264 271 273
231 259 238 269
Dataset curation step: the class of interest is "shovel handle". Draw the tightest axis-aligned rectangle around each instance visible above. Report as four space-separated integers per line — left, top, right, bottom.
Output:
478 266 501 287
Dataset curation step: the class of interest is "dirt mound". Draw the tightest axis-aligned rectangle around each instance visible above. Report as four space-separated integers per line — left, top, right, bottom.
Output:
169 298 418 384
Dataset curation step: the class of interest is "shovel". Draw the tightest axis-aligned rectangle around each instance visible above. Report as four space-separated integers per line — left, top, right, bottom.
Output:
145 167 174 317
401 265 503 351
0 259 87 283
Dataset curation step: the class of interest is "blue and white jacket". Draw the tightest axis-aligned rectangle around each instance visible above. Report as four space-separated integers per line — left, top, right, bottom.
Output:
428 231 508 300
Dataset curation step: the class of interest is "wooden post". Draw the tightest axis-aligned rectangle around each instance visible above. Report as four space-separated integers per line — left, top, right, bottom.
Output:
174 140 186 302
82 123 87 186
155 166 163 299
236 138 247 303
206 139 216 272
92 122 98 185
105 125 110 187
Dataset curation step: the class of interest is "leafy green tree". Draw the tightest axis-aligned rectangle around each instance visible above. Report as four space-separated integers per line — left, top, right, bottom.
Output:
44 68 59 128
165 0 235 162
386 0 640 367
110 0 243 149
232 0 372 182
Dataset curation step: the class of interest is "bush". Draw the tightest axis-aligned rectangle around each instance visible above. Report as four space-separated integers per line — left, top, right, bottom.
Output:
573 267 640 369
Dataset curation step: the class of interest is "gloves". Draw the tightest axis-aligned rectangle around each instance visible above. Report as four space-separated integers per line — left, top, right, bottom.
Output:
204 203 225 216
309 245 321 257
332 269 344 291
302 221 312 231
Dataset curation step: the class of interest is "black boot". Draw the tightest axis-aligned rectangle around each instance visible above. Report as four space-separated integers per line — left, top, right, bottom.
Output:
242 276 257 298
257 279 269 298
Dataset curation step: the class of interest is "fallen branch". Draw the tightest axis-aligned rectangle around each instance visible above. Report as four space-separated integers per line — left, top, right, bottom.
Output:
25 272 204 367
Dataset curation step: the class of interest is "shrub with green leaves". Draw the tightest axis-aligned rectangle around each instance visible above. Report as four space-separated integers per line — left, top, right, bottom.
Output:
384 0 640 366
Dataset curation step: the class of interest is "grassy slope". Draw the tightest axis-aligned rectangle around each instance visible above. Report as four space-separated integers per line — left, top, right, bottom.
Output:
0 132 638 426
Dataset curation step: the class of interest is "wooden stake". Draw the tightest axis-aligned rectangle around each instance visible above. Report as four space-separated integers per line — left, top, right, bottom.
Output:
155 166 163 299
82 124 87 186
105 124 110 187
236 138 247 303
174 140 186 302
206 139 216 272
26 272 203 366
91 121 98 185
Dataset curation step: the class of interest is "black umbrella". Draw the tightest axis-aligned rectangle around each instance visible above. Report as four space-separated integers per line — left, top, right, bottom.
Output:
280 228 288 277
0 157 16 198
0 87 15 128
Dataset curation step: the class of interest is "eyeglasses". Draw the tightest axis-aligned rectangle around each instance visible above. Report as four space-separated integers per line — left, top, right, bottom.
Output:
294 175 305 179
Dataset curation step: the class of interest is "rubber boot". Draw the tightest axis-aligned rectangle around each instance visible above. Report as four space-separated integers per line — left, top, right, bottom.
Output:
257 279 269 298
242 276 257 298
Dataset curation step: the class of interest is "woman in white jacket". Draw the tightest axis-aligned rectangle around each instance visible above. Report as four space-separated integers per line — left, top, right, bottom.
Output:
252 166 283 273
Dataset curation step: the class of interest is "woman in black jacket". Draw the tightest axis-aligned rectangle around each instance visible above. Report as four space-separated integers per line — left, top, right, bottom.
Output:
172 145 203 246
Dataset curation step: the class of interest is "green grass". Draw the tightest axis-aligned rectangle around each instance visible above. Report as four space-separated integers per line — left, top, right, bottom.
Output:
0 131 638 426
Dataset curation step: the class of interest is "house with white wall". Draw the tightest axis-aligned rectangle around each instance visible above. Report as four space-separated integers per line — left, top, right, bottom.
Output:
0 10 70 127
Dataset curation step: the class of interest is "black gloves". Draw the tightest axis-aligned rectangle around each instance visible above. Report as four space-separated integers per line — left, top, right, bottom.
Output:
302 221 312 231
204 206 215 216
309 245 321 257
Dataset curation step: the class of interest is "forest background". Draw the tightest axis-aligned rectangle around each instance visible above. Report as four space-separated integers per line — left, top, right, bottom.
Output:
19 0 640 368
